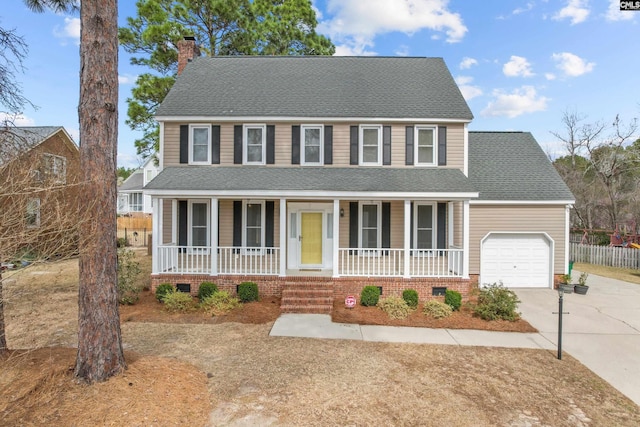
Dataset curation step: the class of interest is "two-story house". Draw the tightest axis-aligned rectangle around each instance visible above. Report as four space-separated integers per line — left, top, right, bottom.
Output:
118 156 159 216
145 38 573 311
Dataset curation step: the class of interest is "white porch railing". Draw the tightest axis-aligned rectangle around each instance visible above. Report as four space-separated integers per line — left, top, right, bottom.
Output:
157 245 280 275
338 248 464 277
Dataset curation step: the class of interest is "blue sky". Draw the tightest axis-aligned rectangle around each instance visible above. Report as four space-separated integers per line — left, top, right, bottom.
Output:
2 0 638 168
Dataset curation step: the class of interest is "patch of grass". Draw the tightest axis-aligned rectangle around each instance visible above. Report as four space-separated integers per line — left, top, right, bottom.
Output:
574 263 640 285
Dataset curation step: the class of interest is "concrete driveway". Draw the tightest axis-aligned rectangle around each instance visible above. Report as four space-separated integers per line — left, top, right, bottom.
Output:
516 271 640 406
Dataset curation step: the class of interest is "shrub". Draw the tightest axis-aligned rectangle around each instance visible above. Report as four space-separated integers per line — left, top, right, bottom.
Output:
238 281 259 302
116 237 128 248
423 300 453 319
360 286 380 307
402 289 419 308
198 282 219 300
474 282 521 321
155 283 174 302
162 289 195 312
116 248 142 305
377 296 412 319
200 291 241 316
444 289 462 311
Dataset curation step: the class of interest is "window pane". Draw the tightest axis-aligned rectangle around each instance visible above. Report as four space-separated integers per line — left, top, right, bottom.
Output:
247 146 262 162
192 203 207 226
362 146 378 163
417 205 432 228
193 128 209 145
417 230 433 249
305 145 320 163
362 229 377 248
327 213 333 239
418 147 434 164
246 204 261 227
246 228 261 247
192 228 207 246
418 129 434 147
363 128 378 146
247 128 262 145
290 213 297 238
362 205 377 227
193 144 208 162
305 128 320 146
417 128 434 164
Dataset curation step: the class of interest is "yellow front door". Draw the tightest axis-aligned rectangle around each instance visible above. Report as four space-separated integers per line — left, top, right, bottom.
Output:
301 212 323 265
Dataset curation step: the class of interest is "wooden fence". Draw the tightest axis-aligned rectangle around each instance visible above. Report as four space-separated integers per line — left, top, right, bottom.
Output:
570 243 640 269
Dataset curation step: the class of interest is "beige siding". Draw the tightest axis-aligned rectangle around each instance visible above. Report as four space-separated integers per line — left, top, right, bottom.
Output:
218 200 234 247
163 123 181 166
390 200 404 248
162 199 173 244
469 204 567 274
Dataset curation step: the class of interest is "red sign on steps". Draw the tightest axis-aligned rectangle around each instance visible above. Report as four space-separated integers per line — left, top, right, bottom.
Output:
345 295 356 308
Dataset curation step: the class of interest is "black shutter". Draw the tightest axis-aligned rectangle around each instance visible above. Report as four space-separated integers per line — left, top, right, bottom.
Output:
350 126 358 165
382 202 390 254
211 125 220 164
265 201 274 249
409 202 414 249
438 126 447 166
291 125 300 164
324 125 333 165
383 126 391 165
437 203 447 249
266 125 275 164
233 200 242 250
178 200 187 249
405 126 414 165
234 125 242 164
179 125 188 164
349 202 358 254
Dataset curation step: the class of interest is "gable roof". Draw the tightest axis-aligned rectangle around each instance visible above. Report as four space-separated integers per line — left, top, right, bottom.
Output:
468 131 574 202
119 170 144 192
156 56 473 121
0 126 76 166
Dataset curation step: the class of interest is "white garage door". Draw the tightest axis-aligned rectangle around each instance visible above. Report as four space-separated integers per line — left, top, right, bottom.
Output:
481 234 551 288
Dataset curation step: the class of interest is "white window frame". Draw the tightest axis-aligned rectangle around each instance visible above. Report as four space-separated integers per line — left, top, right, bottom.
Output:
243 124 267 165
26 198 41 228
242 200 266 252
189 124 211 165
129 192 143 212
412 202 436 253
414 125 438 167
187 200 210 249
359 125 382 166
43 153 67 184
359 201 381 251
301 125 323 165
145 168 156 184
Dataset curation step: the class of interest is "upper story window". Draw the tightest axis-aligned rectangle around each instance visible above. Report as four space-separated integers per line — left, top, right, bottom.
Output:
359 125 382 165
244 124 266 164
189 125 211 164
42 153 66 184
415 126 437 166
301 125 323 165
145 168 156 184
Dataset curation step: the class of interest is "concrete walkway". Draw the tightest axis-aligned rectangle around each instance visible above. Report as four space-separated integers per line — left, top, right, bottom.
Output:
516 271 640 407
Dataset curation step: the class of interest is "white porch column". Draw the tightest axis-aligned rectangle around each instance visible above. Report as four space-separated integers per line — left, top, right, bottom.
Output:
333 199 340 278
463 200 470 279
279 198 286 277
151 197 160 274
448 201 454 247
210 198 218 275
565 205 571 274
403 199 411 278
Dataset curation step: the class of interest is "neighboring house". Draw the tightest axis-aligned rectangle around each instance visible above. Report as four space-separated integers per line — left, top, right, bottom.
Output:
118 156 158 215
0 126 81 259
145 38 574 309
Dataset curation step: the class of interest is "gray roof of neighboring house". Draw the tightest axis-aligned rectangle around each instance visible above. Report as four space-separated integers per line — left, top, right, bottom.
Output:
468 131 574 201
0 126 64 166
145 166 477 196
156 56 473 120
119 170 144 191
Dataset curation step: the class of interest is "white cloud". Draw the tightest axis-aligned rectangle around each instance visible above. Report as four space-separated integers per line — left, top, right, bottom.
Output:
459 57 478 69
545 73 556 80
320 0 467 55
118 74 137 85
53 17 80 45
606 0 634 21
455 76 482 100
552 52 595 76
0 112 35 127
481 86 549 118
553 0 590 25
513 2 535 15
503 56 534 77
394 45 410 56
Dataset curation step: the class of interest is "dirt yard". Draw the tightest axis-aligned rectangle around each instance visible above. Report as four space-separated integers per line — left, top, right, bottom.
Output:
2 251 640 426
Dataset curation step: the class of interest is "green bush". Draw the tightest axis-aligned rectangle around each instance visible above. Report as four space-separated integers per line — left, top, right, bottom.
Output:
116 237 128 248
360 286 380 307
116 248 142 305
155 283 174 302
402 289 419 308
200 291 241 316
377 296 412 319
423 300 453 319
474 283 521 321
198 282 219 300
162 289 195 312
444 289 462 311
238 282 259 302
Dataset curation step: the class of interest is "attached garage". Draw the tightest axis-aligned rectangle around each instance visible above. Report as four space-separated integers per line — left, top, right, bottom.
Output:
480 233 553 288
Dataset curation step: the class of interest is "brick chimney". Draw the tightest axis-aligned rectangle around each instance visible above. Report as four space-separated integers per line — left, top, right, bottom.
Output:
177 36 200 75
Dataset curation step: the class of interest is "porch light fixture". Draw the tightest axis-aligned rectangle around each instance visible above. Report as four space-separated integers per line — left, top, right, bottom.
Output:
340 208 344 217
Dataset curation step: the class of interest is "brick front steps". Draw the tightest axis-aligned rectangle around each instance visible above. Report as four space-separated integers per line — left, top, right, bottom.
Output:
281 282 333 314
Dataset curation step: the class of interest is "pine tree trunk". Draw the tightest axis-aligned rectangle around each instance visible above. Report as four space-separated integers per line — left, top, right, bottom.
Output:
74 0 126 383
0 274 6 352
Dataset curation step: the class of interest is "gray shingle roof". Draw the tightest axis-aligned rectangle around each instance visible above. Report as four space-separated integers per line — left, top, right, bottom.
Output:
468 131 574 201
156 56 473 120
0 126 63 166
119 170 144 191
145 166 477 197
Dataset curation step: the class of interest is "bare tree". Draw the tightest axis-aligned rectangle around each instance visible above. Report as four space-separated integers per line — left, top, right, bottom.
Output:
551 108 605 167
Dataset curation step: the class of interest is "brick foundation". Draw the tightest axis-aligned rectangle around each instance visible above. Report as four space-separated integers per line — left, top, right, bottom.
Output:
151 274 474 302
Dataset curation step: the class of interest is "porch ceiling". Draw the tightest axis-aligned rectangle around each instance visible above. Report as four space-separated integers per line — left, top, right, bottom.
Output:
145 166 478 199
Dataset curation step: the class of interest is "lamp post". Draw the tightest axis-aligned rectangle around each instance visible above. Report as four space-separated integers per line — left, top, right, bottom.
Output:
553 284 569 360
